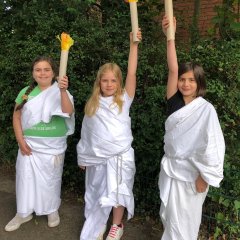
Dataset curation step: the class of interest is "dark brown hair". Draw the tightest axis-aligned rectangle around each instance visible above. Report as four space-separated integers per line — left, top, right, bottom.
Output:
178 62 206 97
15 56 57 111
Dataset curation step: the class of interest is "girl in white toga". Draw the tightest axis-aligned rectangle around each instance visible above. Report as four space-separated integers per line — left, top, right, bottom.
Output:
5 56 74 232
77 30 142 240
158 16 225 240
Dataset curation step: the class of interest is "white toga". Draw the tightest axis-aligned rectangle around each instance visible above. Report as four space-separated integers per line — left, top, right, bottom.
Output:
77 92 135 240
16 82 74 217
159 97 225 240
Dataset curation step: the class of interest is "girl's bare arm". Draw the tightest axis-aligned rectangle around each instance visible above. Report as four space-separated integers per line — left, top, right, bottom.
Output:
125 30 142 98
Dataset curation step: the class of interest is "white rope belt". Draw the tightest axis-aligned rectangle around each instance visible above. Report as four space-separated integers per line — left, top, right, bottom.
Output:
116 154 123 206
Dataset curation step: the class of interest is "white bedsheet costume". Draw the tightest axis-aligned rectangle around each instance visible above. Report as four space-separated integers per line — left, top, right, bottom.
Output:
16 82 74 217
77 92 135 240
159 97 225 240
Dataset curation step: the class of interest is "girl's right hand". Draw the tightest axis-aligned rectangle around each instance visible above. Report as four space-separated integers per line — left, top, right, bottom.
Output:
162 15 176 36
19 140 32 156
79 166 86 170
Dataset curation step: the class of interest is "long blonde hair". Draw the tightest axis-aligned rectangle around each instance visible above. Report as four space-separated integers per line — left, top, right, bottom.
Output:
85 63 124 116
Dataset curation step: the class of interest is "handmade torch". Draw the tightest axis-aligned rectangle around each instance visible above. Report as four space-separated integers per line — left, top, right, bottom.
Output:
57 32 74 79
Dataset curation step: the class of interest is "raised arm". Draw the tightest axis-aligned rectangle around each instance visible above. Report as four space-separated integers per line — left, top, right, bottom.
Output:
125 30 142 98
162 16 178 99
58 76 74 114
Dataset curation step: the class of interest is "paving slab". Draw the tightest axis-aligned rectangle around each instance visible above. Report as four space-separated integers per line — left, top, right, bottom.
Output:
0 165 162 240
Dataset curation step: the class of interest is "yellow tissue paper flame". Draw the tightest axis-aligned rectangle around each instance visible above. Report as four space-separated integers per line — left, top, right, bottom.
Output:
125 0 138 2
57 32 74 51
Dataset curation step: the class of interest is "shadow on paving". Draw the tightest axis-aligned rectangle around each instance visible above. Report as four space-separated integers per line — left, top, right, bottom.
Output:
0 165 163 240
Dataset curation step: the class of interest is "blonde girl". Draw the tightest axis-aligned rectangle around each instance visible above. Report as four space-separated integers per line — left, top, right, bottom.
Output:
77 30 142 240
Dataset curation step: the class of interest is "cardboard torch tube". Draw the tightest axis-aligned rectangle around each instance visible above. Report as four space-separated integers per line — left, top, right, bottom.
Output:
129 1 140 42
59 50 69 79
165 0 175 41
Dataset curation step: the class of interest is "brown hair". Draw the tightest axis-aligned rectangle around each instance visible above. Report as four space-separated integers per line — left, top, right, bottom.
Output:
15 56 57 111
178 62 206 97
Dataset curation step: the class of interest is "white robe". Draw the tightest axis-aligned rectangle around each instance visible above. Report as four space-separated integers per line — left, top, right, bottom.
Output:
77 92 135 240
16 83 74 218
159 97 225 240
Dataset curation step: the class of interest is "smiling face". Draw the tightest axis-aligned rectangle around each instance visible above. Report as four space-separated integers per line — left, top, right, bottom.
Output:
32 61 55 90
100 70 119 97
178 70 197 103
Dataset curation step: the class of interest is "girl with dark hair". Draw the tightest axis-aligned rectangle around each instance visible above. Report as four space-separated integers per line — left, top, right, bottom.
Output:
5 56 74 231
158 16 225 240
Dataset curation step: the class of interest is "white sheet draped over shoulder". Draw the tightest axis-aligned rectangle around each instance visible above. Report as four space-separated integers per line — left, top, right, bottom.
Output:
159 97 225 240
77 92 135 240
161 97 225 189
16 82 75 218
21 81 75 135
77 92 133 166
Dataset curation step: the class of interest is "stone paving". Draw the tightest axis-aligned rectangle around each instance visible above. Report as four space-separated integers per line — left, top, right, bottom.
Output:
0 165 162 240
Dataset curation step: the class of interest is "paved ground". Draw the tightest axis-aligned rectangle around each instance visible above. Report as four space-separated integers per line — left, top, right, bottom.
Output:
0 165 163 240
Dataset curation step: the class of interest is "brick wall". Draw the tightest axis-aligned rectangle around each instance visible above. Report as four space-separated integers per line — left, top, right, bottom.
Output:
170 0 223 41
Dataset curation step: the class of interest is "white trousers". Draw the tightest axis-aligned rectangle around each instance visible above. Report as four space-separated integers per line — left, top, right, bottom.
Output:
159 170 208 240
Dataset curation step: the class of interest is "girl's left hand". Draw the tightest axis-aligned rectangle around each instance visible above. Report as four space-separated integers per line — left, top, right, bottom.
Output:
195 175 208 193
130 28 142 44
58 76 69 90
